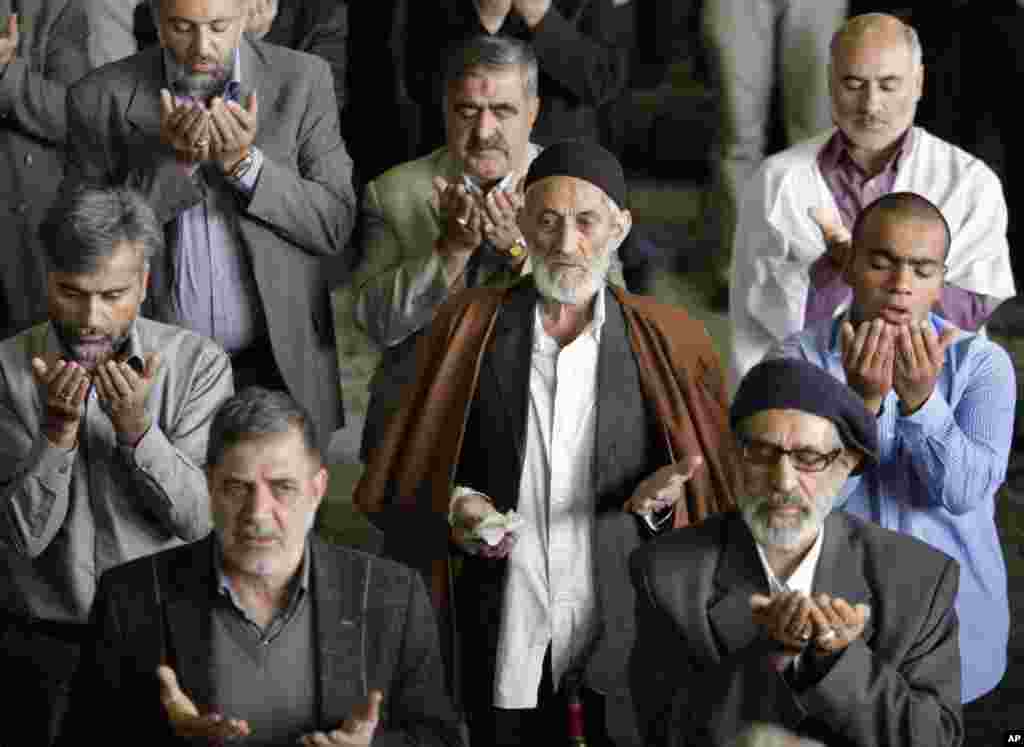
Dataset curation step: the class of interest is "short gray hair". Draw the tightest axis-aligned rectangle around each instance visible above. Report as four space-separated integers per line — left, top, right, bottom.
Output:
39 185 162 275
831 13 923 68
445 35 539 99
207 387 321 469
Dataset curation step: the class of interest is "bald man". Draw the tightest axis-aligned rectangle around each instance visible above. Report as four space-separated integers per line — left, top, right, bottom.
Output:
769 191 1014 713
729 13 1014 387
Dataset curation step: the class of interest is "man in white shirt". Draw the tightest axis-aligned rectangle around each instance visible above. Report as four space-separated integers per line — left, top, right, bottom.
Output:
631 358 962 747
728 12 1015 387
354 141 738 746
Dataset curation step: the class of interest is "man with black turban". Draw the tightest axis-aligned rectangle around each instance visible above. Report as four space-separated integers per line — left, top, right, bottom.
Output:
355 140 737 746
630 357 963 747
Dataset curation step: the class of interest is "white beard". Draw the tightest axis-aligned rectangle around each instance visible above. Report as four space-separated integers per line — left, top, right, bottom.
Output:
533 243 613 306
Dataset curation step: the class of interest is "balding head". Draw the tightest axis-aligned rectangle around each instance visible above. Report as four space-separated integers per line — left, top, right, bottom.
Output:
828 14 923 168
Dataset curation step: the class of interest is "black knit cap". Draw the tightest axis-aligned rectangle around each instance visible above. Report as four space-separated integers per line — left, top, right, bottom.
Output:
523 140 627 209
731 358 879 473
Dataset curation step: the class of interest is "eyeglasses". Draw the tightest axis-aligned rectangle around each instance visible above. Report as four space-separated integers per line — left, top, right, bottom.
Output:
737 436 842 473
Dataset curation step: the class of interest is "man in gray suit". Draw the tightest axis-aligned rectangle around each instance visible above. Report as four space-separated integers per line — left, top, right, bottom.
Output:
630 358 963 746
58 387 464 746
60 0 356 452
0 1 89 338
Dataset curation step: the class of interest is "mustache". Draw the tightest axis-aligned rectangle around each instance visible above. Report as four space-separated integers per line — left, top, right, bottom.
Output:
467 135 508 154
240 523 280 540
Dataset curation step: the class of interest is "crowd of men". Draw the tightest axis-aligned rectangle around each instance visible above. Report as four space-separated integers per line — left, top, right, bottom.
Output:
0 0 1017 745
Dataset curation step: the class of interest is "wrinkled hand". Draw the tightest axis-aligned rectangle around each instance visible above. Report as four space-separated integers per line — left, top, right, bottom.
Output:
893 320 958 415
480 177 527 262
809 206 852 269
512 0 551 27
160 89 211 164
730 722 826 747
450 493 518 559
804 593 870 659
245 0 278 38
300 690 383 746
0 14 18 66
157 665 251 741
623 455 703 516
94 352 161 446
32 355 90 450
750 592 818 656
209 92 259 174
839 318 894 413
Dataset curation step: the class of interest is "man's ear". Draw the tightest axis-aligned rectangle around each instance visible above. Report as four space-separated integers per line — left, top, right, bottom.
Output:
527 95 540 130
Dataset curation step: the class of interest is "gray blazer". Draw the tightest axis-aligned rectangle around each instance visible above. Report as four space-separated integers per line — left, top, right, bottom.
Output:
630 511 964 747
0 0 90 338
60 37 357 450
57 534 465 746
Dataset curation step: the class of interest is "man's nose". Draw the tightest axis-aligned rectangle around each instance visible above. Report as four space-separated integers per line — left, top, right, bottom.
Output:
768 454 800 492
242 482 276 519
860 83 883 114
191 28 214 59
475 108 498 139
555 222 581 257
79 296 106 330
888 261 915 292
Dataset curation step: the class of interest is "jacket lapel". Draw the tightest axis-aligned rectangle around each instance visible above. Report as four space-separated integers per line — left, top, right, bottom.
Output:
477 280 537 500
125 47 169 135
708 517 770 658
311 537 366 729
162 536 217 714
812 514 875 643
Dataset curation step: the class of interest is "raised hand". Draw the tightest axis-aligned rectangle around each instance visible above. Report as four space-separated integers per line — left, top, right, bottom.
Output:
0 14 18 66
31 355 90 450
208 92 259 174
512 0 552 27
839 318 894 414
449 493 519 560
245 0 278 38
480 177 527 262
475 0 512 32
623 455 703 516
805 593 870 658
300 690 384 746
94 352 161 446
750 591 817 656
157 665 251 741
160 89 211 164
893 320 958 414
809 206 852 269
433 176 483 255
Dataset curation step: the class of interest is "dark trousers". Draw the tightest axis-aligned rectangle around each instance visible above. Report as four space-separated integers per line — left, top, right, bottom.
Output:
963 686 1005 746
231 335 288 394
467 647 614 747
0 614 86 745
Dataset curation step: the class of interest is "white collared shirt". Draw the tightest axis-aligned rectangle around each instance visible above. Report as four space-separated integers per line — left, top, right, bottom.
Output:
490 291 606 709
753 526 825 597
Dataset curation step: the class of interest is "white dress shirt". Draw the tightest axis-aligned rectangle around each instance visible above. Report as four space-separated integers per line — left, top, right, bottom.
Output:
480 291 607 709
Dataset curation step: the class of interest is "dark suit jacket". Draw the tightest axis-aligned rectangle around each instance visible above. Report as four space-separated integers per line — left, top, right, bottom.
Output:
57 535 465 746
440 282 671 745
60 37 356 451
0 0 89 338
407 0 635 152
630 511 963 747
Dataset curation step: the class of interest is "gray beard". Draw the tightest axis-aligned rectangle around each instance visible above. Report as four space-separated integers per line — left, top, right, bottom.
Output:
740 492 833 550
533 246 612 306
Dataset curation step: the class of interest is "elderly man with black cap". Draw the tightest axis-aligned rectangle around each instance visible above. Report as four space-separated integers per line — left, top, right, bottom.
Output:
355 140 737 746
630 357 963 747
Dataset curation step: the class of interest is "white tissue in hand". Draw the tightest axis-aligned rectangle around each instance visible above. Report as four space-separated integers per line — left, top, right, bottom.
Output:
474 510 525 546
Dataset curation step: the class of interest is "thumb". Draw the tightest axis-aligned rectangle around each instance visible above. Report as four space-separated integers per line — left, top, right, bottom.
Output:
31 356 49 381
143 351 162 379
7 13 17 37
809 206 850 243
160 88 174 117
246 90 258 117
347 690 383 726
157 666 199 719
750 593 774 610
839 321 855 355
678 454 703 480
855 603 872 621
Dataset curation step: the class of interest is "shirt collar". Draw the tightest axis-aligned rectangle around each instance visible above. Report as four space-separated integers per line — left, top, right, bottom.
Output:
754 523 826 595
163 45 243 101
823 127 915 179
44 320 145 370
213 536 311 610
